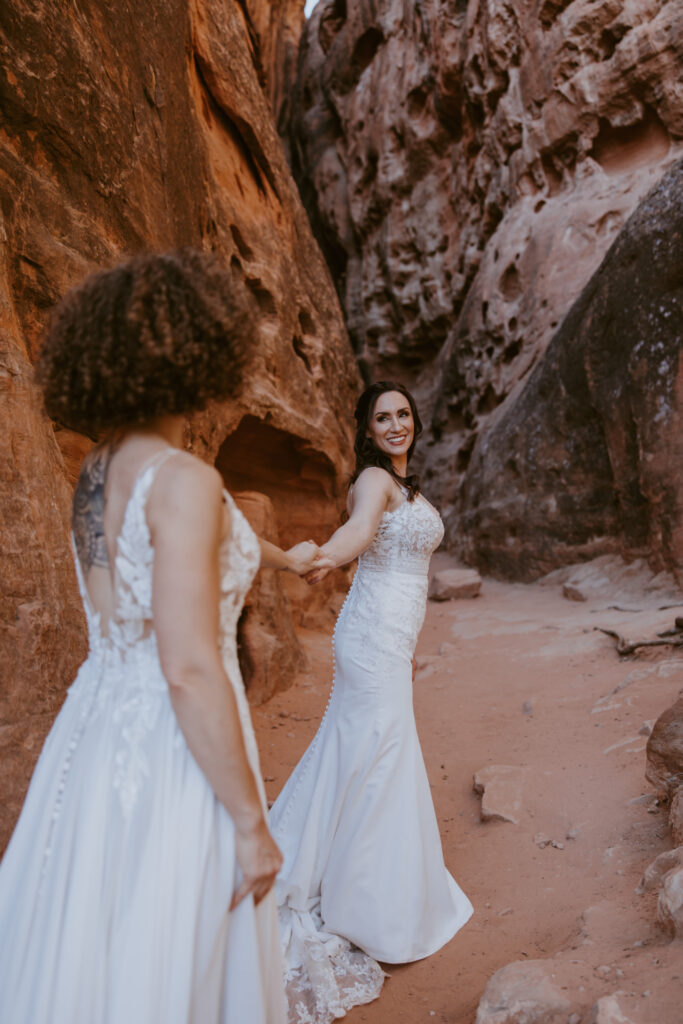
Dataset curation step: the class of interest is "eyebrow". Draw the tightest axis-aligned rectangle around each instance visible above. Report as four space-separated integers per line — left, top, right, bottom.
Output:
375 405 411 416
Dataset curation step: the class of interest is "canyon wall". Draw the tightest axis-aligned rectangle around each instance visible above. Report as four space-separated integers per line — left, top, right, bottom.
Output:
285 0 683 576
0 0 357 850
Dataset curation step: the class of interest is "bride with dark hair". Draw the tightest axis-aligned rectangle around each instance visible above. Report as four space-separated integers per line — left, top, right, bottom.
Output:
270 381 473 1024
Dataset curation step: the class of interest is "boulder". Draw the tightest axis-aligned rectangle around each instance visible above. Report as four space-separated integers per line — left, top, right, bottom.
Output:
589 995 635 1024
232 492 306 704
475 960 571 1024
646 695 683 797
428 568 482 601
657 864 683 940
669 787 683 846
473 765 526 825
637 847 683 894
459 158 683 580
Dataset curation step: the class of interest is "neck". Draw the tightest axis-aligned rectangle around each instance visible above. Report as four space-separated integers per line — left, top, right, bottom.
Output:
122 414 185 449
390 454 408 477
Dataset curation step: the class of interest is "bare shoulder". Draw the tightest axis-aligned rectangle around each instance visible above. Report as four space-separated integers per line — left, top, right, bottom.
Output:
348 466 394 516
354 465 395 495
148 451 225 532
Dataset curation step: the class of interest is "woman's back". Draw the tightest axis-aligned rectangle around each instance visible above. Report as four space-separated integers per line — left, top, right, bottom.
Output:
73 439 188 640
0 437 286 1024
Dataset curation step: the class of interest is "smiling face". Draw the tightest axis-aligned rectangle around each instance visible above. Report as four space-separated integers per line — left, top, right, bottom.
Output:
366 390 415 469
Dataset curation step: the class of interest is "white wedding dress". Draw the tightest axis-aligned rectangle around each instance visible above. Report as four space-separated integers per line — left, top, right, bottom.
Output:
0 451 286 1024
270 489 473 1024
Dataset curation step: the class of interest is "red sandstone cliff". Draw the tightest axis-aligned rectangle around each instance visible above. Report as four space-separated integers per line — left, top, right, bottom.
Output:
0 0 358 850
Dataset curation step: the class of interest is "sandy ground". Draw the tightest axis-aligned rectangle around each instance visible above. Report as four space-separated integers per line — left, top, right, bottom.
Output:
252 555 683 1023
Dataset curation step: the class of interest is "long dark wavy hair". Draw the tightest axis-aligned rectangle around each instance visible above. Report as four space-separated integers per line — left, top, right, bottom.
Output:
350 381 422 501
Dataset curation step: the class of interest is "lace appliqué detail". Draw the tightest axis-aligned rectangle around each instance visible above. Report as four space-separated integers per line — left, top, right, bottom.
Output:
280 903 385 1024
359 496 443 576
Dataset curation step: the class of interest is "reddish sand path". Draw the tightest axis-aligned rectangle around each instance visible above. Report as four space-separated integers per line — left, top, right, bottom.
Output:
252 555 683 1023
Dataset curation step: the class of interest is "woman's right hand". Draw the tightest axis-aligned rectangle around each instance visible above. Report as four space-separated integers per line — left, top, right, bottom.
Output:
231 817 283 910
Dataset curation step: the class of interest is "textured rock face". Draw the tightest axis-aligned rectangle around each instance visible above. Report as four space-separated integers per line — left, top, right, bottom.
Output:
459 159 683 578
233 492 306 705
243 0 306 139
285 0 683 576
0 0 358 851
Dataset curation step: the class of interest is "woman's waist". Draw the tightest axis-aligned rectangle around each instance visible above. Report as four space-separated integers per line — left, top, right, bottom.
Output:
68 641 170 700
357 554 430 579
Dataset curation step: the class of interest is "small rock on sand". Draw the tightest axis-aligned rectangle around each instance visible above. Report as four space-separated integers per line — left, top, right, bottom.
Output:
589 994 635 1024
475 960 570 1023
429 568 482 601
473 765 525 825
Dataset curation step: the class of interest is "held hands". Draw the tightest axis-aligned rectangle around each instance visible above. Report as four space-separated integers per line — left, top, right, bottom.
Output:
231 817 283 910
286 541 335 577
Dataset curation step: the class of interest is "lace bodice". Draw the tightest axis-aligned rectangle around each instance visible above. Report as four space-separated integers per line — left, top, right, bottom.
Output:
358 494 444 577
74 452 259 654
69 450 262 817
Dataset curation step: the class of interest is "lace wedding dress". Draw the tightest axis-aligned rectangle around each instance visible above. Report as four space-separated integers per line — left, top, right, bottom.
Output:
0 451 286 1024
270 491 474 1024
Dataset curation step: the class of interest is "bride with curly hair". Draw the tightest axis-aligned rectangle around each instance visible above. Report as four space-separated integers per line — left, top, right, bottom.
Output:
0 250 321 1024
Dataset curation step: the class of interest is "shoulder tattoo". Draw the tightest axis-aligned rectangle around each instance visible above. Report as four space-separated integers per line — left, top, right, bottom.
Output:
72 449 110 572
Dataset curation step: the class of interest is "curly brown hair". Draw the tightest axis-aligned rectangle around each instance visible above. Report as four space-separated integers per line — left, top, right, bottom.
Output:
36 249 251 436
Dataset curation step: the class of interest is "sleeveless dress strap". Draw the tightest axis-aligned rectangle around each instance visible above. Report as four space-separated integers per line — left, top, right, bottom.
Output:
131 446 181 511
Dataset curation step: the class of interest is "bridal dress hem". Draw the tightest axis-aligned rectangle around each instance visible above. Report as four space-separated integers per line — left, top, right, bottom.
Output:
0 449 287 1024
270 491 473 1024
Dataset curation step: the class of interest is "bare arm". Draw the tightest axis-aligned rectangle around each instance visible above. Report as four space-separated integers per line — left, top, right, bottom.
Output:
317 467 393 568
258 536 321 574
149 456 280 906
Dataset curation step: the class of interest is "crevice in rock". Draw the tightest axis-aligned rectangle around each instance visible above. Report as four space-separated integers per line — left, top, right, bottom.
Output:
292 334 313 374
539 0 575 30
350 26 384 82
193 54 280 200
589 108 671 176
229 224 254 261
233 0 267 90
318 0 347 55
215 415 337 545
244 275 277 316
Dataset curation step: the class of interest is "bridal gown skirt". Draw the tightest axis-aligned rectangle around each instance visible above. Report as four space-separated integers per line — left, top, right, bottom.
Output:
270 558 473 1020
0 648 285 1024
